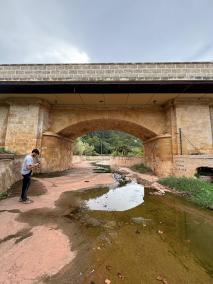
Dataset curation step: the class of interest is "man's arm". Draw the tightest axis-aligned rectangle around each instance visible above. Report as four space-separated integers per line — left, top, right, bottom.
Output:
25 157 40 171
27 163 40 170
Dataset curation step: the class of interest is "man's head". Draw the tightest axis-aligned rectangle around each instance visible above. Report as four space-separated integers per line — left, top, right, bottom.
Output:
31 148 40 157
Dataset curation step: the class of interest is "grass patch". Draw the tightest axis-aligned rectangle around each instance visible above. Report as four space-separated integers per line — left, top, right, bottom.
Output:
0 192 8 200
131 163 152 174
159 176 213 209
0 147 15 154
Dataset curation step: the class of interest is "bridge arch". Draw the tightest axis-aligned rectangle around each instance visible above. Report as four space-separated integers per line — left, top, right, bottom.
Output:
41 113 172 177
57 118 157 141
48 107 167 139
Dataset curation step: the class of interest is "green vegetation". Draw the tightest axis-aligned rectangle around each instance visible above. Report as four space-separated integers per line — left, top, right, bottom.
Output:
74 130 143 156
0 147 15 154
131 163 152 173
159 176 213 209
73 138 95 156
0 192 8 200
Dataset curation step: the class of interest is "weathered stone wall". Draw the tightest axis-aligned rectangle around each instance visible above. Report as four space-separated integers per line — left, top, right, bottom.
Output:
108 156 144 168
35 104 50 150
0 62 213 81
72 155 144 168
0 155 23 193
173 155 213 177
2 100 50 154
41 132 72 173
210 106 213 143
144 134 173 176
0 105 9 147
175 101 213 154
4 103 40 153
72 155 87 164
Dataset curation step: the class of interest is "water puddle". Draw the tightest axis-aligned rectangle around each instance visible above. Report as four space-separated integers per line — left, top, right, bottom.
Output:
85 181 144 211
56 180 213 283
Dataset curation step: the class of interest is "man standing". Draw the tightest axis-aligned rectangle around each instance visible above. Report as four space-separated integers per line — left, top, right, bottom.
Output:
20 148 40 204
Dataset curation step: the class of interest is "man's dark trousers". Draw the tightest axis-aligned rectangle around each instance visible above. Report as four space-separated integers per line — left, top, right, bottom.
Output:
21 172 32 201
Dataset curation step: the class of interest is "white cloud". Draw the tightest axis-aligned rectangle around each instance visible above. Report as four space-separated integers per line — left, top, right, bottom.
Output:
31 45 90 63
33 42 90 64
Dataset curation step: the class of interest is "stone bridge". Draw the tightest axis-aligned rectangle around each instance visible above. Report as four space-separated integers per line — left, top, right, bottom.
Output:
0 63 213 176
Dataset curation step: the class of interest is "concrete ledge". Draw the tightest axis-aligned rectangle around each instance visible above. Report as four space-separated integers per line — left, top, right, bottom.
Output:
43 132 73 143
0 156 23 193
0 153 15 160
174 154 213 159
143 134 171 144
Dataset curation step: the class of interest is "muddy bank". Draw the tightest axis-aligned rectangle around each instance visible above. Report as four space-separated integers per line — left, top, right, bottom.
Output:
116 167 172 194
0 161 115 283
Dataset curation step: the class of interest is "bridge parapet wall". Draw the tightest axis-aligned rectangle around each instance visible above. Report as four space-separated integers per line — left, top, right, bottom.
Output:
0 62 213 81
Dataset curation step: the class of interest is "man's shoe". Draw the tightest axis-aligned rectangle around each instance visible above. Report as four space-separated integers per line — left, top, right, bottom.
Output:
23 199 33 204
19 198 23 202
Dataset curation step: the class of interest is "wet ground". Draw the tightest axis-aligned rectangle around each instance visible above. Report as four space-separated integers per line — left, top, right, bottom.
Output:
0 161 213 283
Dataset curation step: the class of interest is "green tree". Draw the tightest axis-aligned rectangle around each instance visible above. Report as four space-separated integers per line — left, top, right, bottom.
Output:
73 138 96 155
79 130 143 156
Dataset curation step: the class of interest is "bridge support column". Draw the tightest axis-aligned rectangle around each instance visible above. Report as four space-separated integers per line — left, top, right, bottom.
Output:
167 99 213 155
41 132 73 173
3 99 50 154
0 103 9 148
144 134 172 176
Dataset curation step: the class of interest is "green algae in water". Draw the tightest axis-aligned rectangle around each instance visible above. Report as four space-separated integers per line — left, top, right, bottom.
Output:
61 185 213 284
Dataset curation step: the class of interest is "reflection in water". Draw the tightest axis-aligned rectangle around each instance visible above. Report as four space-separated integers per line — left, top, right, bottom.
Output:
53 181 213 283
85 181 144 211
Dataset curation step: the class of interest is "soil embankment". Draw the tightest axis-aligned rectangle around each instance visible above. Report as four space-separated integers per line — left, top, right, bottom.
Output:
0 161 115 284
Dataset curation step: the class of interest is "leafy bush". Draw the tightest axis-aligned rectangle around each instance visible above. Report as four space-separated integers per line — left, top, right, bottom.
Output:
0 192 8 200
73 138 96 156
0 147 15 154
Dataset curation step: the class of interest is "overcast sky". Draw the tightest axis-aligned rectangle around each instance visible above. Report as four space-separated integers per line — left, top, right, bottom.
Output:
0 0 213 64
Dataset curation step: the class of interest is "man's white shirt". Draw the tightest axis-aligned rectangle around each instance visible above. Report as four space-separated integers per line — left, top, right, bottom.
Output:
21 154 33 175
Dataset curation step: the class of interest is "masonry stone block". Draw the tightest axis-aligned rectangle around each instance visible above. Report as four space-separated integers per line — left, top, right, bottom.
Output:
0 105 9 147
4 100 50 154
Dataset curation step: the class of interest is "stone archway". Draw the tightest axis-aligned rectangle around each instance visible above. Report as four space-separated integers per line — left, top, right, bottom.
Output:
41 116 172 176
58 119 157 141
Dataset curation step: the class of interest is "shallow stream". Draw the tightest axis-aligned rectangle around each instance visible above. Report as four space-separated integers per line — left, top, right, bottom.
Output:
52 164 213 284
